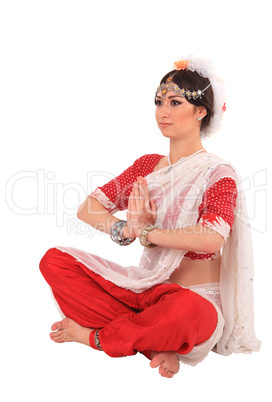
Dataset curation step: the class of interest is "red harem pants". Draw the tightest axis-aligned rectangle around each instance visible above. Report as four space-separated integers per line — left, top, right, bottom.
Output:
39 248 218 358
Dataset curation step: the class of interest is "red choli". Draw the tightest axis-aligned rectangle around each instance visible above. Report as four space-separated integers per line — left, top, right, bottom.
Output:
90 154 237 260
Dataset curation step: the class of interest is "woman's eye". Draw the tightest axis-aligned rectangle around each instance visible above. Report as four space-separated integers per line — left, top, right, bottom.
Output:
171 100 182 106
154 99 182 106
155 99 162 106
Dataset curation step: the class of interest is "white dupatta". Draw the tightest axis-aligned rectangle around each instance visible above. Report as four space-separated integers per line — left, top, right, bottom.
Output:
57 152 261 358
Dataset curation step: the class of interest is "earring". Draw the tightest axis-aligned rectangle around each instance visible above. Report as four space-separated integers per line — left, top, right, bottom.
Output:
197 116 203 121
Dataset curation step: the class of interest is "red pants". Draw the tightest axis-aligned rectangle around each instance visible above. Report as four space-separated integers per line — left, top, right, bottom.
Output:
39 248 218 358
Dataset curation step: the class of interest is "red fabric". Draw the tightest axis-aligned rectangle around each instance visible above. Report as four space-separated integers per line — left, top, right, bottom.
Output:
40 248 218 358
185 177 238 260
198 177 237 227
90 154 164 211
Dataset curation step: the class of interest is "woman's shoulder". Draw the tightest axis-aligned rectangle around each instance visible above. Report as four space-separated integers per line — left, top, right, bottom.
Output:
134 153 165 164
132 153 165 173
204 152 239 186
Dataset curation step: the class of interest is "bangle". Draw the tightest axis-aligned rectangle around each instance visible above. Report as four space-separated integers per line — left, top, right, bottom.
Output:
110 220 136 246
139 225 158 248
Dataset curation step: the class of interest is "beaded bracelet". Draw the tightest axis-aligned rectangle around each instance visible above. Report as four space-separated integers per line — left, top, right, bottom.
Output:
139 225 158 248
110 220 136 246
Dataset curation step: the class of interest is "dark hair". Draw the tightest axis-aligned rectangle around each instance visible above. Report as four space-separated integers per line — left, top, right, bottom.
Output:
159 69 214 131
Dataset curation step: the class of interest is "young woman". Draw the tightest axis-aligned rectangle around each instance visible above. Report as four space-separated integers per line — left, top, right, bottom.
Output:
40 56 261 378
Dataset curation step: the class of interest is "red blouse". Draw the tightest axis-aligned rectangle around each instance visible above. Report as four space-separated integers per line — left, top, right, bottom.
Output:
90 154 237 260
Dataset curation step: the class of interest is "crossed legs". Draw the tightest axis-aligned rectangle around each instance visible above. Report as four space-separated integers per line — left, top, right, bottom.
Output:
40 248 217 378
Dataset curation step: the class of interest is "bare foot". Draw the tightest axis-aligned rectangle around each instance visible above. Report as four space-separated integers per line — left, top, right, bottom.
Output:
50 318 95 347
150 351 180 378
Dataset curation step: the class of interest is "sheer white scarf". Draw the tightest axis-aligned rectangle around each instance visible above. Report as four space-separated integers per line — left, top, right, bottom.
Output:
57 152 261 356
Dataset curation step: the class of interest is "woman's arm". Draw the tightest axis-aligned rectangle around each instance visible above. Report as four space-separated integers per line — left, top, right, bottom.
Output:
77 154 163 237
77 197 136 238
146 225 224 254
88 154 163 214
77 197 119 234
128 177 225 254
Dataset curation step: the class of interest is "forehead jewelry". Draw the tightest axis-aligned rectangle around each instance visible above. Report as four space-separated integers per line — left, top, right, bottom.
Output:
157 56 226 139
155 74 212 101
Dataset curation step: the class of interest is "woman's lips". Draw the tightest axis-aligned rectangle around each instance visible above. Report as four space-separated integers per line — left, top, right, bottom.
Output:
160 123 172 128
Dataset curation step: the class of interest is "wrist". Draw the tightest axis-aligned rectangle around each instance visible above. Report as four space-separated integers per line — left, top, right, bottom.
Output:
122 225 129 239
139 224 158 248
110 220 136 246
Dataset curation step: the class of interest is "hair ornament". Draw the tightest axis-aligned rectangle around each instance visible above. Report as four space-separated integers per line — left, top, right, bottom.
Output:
174 60 189 70
156 73 212 101
157 54 226 138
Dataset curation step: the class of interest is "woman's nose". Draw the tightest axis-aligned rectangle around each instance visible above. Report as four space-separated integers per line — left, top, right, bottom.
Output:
159 102 170 118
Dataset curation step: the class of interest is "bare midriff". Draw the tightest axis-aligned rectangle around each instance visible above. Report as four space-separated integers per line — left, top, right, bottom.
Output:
168 256 221 288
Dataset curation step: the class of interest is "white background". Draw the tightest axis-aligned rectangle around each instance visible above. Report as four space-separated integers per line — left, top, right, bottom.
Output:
1 0 271 400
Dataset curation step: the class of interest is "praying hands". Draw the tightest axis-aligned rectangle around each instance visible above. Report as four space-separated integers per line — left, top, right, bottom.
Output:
123 176 157 239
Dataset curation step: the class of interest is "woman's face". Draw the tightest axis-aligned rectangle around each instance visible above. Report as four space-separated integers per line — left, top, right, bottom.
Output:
155 90 204 140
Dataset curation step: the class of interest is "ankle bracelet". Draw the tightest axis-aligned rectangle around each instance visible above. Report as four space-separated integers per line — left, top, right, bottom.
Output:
94 329 103 351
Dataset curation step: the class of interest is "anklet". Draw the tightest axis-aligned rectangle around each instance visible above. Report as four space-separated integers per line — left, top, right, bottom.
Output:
94 329 103 351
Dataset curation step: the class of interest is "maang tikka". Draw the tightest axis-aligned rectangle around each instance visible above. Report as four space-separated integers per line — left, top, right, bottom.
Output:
155 74 212 101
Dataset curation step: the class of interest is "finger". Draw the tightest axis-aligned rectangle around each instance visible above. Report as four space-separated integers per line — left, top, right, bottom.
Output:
128 189 137 221
137 177 145 198
133 183 139 209
127 199 131 221
128 188 134 208
145 198 156 223
139 178 149 200
130 186 142 221
134 182 143 211
150 198 157 214
126 214 134 237
143 178 149 198
129 188 136 208
139 178 151 211
133 182 139 198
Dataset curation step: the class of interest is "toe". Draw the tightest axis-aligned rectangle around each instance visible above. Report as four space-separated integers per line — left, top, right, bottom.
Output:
162 367 172 379
51 318 70 331
51 321 61 331
159 364 166 377
150 354 164 369
51 331 66 343
50 330 62 340
50 331 57 339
